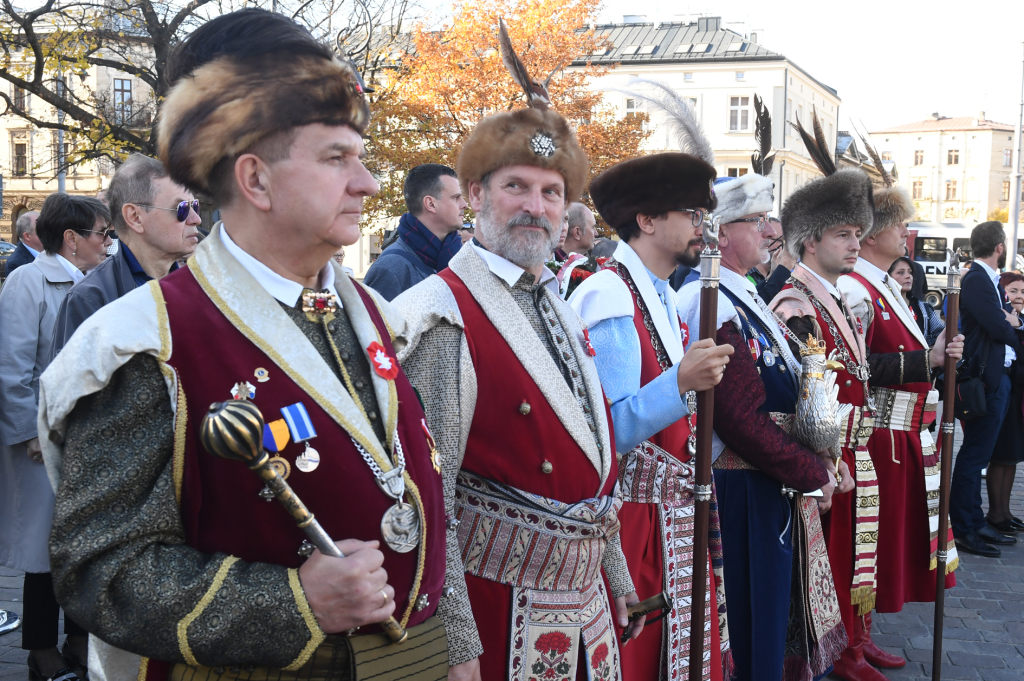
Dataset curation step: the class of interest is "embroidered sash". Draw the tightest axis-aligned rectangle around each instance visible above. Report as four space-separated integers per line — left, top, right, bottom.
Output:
837 407 880 614
871 387 958 573
618 440 731 681
453 472 622 681
713 413 846 678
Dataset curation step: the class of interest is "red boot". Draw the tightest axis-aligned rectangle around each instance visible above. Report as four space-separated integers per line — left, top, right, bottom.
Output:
862 612 906 668
831 619 889 681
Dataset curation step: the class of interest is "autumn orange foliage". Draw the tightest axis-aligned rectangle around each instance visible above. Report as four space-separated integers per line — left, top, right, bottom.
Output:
362 0 651 232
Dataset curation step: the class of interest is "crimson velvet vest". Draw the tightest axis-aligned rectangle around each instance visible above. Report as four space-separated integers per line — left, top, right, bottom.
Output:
152 268 445 674
437 268 615 501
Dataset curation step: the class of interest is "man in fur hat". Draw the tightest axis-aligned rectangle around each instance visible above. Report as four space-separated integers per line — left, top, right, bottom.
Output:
837 177 961 666
38 10 448 681
568 153 735 681
392 21 640 681
675 175 844 681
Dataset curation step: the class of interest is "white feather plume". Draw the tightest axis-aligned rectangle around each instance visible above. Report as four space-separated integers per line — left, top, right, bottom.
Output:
613 77 715 165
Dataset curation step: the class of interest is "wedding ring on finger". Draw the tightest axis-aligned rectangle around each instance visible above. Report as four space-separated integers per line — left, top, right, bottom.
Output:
380 590 389 608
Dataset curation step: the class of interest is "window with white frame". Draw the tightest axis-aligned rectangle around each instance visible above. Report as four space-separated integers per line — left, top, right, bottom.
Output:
729 96 750 131
727 168 749 177
913 180 924 199
1005 149 1013 167
914 150 924 165
1003 180 1011 201
13 86 26 110
114 78 132 124
881 151 893 161
684 72 693 82
735 71 745 81
945 179 957 200
947 149 959 165
14 142 27 175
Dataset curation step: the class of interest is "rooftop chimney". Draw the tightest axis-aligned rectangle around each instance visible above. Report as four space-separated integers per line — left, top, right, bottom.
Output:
977 111 986 122
930 112 941 120
697 17 721 32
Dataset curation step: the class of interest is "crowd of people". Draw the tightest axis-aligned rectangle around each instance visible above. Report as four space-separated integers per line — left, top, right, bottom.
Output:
0 8 1020 681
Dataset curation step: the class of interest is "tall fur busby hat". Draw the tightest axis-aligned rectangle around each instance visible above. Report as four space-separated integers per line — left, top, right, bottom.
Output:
780 109 875 257
157 8 370 196
589 153 717 240
457 19 588 202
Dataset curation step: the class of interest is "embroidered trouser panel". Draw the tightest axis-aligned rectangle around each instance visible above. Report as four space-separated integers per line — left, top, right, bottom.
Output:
871 387 957 573
618 440 728 681
453 472 621 681
836 408 879 614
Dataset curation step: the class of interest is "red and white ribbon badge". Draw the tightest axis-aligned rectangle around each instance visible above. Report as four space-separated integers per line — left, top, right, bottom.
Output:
367 341 400 380
582 328 597 356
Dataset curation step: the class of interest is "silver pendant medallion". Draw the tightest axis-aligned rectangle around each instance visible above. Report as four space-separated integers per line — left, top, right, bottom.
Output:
296 444 320 473
381 501 421 553
763 349 776 366
687 436 697 457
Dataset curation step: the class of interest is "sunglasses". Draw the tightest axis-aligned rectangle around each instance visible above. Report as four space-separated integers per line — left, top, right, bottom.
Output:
732 215 776 232
137 200 200 222
83 228 116 239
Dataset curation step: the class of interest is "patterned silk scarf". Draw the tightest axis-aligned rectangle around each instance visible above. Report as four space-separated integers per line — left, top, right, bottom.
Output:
396 213 462 271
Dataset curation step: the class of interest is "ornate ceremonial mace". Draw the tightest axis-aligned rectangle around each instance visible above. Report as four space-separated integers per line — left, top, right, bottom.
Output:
689 215 722 681
200 400 409 644
932 249 961 681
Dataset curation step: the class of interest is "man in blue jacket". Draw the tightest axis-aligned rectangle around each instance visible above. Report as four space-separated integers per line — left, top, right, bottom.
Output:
952 221 1024 557
6 211 42 275
363 163 466 300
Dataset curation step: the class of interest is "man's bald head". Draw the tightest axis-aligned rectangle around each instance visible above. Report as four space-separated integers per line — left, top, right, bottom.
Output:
562 202 597 254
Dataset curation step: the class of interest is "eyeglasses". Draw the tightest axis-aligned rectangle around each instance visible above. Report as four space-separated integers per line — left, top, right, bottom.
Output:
84 228 116 239
731 215 774 232
137 200 200 222
670 209 706 227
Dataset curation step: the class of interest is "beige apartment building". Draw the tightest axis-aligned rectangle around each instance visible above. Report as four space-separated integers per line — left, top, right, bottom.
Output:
869 114 1020 224
573 16 842 214
1 53 153 240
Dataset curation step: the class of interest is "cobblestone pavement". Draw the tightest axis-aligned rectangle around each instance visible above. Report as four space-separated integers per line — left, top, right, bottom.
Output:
1 425 1021 680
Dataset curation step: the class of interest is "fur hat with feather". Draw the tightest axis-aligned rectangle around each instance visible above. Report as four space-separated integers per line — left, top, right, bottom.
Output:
456 19 588 202
854 129 917 231
712 93 776 224
157 9 370 196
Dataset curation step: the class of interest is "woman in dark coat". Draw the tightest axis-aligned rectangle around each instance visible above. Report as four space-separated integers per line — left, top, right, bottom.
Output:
987 271 1024 533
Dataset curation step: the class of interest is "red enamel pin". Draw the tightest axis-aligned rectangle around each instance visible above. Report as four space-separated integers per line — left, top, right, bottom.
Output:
367 341 400 380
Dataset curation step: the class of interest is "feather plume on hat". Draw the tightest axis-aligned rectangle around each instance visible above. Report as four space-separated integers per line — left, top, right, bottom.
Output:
456 19 588 202
781 108 875 256
854 127 917 232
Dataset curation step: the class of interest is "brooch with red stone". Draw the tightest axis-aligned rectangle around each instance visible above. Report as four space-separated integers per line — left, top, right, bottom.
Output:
367 341 400 380
301 289 338 321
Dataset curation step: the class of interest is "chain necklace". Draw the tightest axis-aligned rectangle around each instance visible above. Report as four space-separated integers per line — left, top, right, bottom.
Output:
746 290 804 376
789 278 872 388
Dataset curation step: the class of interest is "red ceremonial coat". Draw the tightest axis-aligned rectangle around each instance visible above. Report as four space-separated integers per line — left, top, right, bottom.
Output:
438 268 618 680
776 268 873 636
144 266 446 681
846 272 955 611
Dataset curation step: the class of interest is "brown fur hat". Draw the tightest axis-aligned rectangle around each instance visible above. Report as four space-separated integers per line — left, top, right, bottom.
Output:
588 153 717 241
157 9 369 195
780 168 875 257
871 185 916 235
457 107 588 203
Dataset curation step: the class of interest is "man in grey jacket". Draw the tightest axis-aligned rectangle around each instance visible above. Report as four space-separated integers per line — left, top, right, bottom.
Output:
51 154 201 356
363 163 466 300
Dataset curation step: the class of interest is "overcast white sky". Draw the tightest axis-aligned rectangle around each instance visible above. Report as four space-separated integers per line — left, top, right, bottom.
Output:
423 0 1024 133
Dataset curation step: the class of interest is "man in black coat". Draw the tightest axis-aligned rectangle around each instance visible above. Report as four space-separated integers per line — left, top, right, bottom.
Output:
50 154 200 357
951 221 1024 557
6 211 42 275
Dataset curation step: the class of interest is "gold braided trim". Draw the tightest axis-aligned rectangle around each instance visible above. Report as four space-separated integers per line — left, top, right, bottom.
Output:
136 657 148 681
176 556 241 666
284 569 326 670
851 587 877 616
146 281 188 505
188 261 397 478
398 476 428 628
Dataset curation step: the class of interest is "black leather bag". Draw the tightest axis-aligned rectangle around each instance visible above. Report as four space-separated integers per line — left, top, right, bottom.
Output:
954 329 990 421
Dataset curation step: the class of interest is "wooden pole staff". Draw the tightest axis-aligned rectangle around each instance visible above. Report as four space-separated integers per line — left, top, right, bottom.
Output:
689 215 722 681
200 399 409 644
932 249 961 680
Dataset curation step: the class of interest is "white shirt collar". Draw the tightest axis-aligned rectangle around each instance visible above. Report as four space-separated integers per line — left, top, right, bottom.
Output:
974 259 1000 286
25 244 39 258
803 263 842 299
470 240 559 294
56 254 85 283
857 257 889 283
220 224 338 307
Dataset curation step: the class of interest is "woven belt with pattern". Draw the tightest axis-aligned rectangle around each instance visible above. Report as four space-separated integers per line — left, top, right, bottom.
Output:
870 387 937 432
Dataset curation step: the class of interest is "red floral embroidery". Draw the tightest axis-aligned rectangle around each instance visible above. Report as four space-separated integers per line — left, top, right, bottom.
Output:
534 632 572 655
590 642 611 679
529 631 573 681
366 341 399 380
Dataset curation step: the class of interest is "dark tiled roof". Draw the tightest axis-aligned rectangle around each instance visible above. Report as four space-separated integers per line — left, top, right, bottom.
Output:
574 18 779 64
572 17 836 96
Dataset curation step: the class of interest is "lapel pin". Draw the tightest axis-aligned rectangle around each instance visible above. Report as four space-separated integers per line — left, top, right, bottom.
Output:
295 443 321 473
281 402 318 443
367 341 400 380
263 419 291 452
230 381 256 401
254 367 270 383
